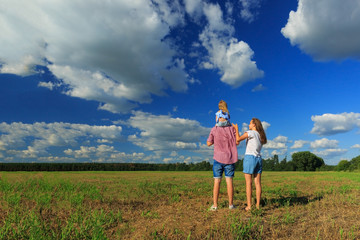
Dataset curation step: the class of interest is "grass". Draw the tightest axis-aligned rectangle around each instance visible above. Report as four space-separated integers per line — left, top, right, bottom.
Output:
0 171 359 239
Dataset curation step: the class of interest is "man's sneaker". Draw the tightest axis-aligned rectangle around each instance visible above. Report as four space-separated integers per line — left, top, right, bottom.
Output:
209 205 217 211
229 205 236 210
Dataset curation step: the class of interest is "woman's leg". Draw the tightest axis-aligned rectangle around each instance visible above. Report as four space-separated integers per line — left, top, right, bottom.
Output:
253 173 262 209
244 173 252 210
213 178 221 207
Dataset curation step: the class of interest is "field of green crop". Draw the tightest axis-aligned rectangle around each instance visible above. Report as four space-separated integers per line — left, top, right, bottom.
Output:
0 171 359 239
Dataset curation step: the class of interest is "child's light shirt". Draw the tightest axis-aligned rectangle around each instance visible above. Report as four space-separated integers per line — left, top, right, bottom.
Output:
207 126 238 164
216 110 230 123
245 130 262 157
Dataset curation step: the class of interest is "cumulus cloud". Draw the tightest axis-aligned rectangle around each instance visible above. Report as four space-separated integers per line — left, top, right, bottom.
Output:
251 83 266 92
240 120 270 134
63 145 148 163
198 3 264 88
270 149 287 156
184 0 203 19
273 135 288 143
0 0 265 114
0 0 191 114
290 140 309 149
239 0 262 23
281 0 360 60
262 121 271 131
263 135 288 150
310 138 339 149
263 141 286 150
311 112 360 136
128 111 210 152
351 144 360 149
313 149 347 159
0 122 122 159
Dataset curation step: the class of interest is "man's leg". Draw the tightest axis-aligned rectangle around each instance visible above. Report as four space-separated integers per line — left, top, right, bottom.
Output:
225 177 234 206
213 178 221 207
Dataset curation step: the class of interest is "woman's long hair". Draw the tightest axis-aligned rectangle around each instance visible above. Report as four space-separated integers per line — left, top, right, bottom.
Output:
218 100 229 114
252 118 267 145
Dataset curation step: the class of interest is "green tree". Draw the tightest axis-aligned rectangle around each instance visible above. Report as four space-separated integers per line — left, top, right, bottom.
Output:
336 160 350 171
349 155 360 171
291 151 325 171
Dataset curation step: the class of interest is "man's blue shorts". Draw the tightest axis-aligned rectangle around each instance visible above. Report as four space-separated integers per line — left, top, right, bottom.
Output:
243 155 262 174
213 160 235 178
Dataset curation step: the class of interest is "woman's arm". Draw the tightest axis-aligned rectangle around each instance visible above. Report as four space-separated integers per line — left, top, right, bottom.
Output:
232 123 248 145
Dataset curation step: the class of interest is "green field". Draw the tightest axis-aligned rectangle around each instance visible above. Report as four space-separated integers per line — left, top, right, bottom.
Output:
0 171 359 239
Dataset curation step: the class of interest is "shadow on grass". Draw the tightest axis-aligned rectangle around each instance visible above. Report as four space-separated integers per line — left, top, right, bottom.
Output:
262 195 323 209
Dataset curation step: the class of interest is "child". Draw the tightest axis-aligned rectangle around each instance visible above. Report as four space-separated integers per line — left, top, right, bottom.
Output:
207 103 238 211
215 100 231 127
233 118 267 211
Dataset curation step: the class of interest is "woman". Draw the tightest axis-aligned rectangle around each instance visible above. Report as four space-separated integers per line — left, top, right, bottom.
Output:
233 118 267 211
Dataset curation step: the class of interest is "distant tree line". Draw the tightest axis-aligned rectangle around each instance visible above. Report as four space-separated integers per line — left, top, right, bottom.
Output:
0 152 359 172
0 161 212 172
335 155 360 171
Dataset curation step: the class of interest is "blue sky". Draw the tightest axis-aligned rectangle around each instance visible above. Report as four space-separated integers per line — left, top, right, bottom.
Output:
1 0 360 165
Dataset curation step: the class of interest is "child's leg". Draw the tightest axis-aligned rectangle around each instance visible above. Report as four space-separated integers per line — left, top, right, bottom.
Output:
225 177 234 206
253 173 262 209
213 178 221 207
244 173 252 210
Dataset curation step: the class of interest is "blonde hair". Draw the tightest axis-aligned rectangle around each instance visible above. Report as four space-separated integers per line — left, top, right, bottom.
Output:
252 118 267 145
218 100 229 114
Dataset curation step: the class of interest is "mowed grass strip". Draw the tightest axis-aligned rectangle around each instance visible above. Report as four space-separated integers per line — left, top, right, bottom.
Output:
0 171 359 239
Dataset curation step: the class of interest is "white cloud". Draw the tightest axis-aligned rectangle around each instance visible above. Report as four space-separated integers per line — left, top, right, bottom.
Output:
311 112 360 136
37 156 75 162
240 120 270 134
273 135 288 143
263 141 286 150
271 149 287 156
0 122 122 159
128 111 210 152
198 3 264 88
310 138 339 149
251 83 266 92
200 34 264 88
239 0 262 23
351 144 360 149
313 149 347 159
38 81 61 90
281 0 360 60
263 135 288 150
290 140 309 149
62 144 147 162
261 121 270 131
0 0 191 114
184 0 203 20
0 0 265 113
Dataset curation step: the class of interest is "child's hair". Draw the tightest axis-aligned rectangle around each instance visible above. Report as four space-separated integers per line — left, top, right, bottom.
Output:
252 118 267 145
218 100 229 114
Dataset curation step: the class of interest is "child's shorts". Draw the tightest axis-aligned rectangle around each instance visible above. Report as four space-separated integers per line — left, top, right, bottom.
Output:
243 155 262 174
213 160 235 178
216 120 231 127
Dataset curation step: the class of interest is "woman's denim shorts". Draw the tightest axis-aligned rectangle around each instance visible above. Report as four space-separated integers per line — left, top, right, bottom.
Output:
243 155 262 174
213 160 235 178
